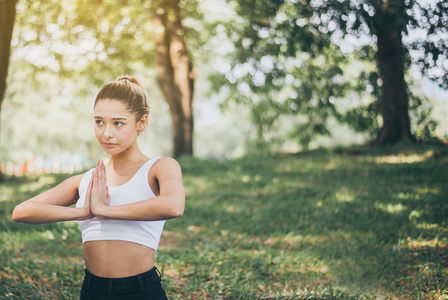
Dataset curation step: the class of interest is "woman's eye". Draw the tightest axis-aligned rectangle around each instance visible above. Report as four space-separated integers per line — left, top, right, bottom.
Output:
115 122 124 127
95 120 103 125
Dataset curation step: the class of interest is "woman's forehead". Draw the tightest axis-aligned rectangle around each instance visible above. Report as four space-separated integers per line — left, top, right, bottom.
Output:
94 99 133 118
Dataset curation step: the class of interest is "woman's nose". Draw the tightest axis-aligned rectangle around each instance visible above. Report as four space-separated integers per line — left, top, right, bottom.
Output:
103 125 113 139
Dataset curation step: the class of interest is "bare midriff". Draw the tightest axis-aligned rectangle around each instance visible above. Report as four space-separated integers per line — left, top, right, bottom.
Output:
83 240 155 278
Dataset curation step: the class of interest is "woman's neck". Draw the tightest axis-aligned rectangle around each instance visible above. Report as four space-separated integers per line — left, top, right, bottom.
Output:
108 144 148 168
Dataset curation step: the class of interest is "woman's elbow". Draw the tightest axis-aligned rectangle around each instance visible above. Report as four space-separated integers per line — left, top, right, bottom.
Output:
12 205 26 223
172 205 184 218
12 202 36 223
169 196 185 218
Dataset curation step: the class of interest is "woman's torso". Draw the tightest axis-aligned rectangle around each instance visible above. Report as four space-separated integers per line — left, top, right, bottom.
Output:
83 240 156 278
77 158 162 278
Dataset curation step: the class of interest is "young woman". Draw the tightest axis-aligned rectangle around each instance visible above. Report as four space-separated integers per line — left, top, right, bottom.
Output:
12 76 185 299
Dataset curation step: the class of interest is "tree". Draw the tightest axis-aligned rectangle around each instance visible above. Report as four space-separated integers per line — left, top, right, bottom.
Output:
0 0 17 179
0 0 16 111
210 0 351 148
313 0 447 145
8 0 198 158
372 1 413 145
216 0 447 148
151 0 195 157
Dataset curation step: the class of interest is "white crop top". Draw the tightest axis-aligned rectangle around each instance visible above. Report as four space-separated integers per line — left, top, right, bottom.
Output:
76 158 165 251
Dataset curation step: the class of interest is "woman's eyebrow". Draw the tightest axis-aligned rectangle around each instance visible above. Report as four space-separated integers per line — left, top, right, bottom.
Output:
94 116 128 120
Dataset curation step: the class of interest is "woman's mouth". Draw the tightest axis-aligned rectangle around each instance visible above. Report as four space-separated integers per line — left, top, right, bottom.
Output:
103 142 117 148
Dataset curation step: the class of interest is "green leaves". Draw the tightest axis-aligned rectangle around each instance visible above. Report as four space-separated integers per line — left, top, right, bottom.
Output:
212 0 351 149
211 0 446 149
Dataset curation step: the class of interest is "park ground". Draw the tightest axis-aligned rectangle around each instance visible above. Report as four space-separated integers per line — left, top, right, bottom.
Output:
0 143 447 299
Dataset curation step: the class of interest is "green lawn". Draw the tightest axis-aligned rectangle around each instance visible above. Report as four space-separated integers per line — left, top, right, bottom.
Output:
1 144 447 299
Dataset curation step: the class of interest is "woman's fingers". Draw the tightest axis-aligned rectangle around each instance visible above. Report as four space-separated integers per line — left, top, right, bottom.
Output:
106 186 111 205
86 171 93 198
92 159 109 206
92 163 100 198
102 161 110 205
99 161 105 194
93 169 98 188
103 160 107 180
101 160 106 188
84 171 94 210
79 170 95 219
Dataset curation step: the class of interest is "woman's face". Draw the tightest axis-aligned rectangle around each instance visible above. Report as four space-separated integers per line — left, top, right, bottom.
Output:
93 98 146 156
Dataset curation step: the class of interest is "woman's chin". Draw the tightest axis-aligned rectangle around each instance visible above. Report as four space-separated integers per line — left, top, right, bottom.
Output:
102 148 118 156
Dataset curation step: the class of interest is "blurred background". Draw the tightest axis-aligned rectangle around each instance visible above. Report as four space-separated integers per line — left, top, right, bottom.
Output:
0 0 447 175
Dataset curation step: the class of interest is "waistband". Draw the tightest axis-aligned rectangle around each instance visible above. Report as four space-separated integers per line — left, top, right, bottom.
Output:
84 267 161 293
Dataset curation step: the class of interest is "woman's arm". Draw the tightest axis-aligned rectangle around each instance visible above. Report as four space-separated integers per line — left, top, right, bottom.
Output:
91 158 185 221
12 174 93 224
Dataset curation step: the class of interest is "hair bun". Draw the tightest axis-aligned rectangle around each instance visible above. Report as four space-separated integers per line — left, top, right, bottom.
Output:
117 76 131 82
116 75 143 89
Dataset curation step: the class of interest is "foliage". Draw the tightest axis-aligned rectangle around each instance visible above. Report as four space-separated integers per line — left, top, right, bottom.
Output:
338 60 441 143
12 0 205 84
311 0 448 88
407 1 448 89
334 46 381 138
209 0 353 149
1 144 448 299
211 0 447 149
408 93 439 142
3 0 214 161
1 72 101 164
313 0 447 144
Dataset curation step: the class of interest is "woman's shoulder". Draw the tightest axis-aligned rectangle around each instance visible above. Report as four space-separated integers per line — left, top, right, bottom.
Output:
149 157 182 177
152 157 181 169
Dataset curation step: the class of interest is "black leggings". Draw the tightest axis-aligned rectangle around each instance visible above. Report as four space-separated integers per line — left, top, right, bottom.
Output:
80 267 168 300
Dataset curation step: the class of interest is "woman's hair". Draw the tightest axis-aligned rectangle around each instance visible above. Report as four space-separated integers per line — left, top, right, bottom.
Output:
94 75 149 121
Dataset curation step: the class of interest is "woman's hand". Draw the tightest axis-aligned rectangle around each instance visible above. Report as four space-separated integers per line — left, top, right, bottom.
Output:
91 160 111 218
79 173 95 220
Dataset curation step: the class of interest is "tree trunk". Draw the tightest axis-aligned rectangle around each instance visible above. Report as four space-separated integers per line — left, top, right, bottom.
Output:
151 0 195 157
0 0 16 111
0 0 17 180
371 7 414 146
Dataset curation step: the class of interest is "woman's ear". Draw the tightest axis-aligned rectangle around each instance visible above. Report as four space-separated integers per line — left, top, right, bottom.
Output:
137 114 148 131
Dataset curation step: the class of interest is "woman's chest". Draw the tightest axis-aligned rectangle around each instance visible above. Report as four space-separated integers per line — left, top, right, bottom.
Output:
108 185 154 206
106 166 141 188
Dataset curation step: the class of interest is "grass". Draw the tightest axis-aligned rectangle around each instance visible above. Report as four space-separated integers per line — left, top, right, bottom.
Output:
1 143 447 299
